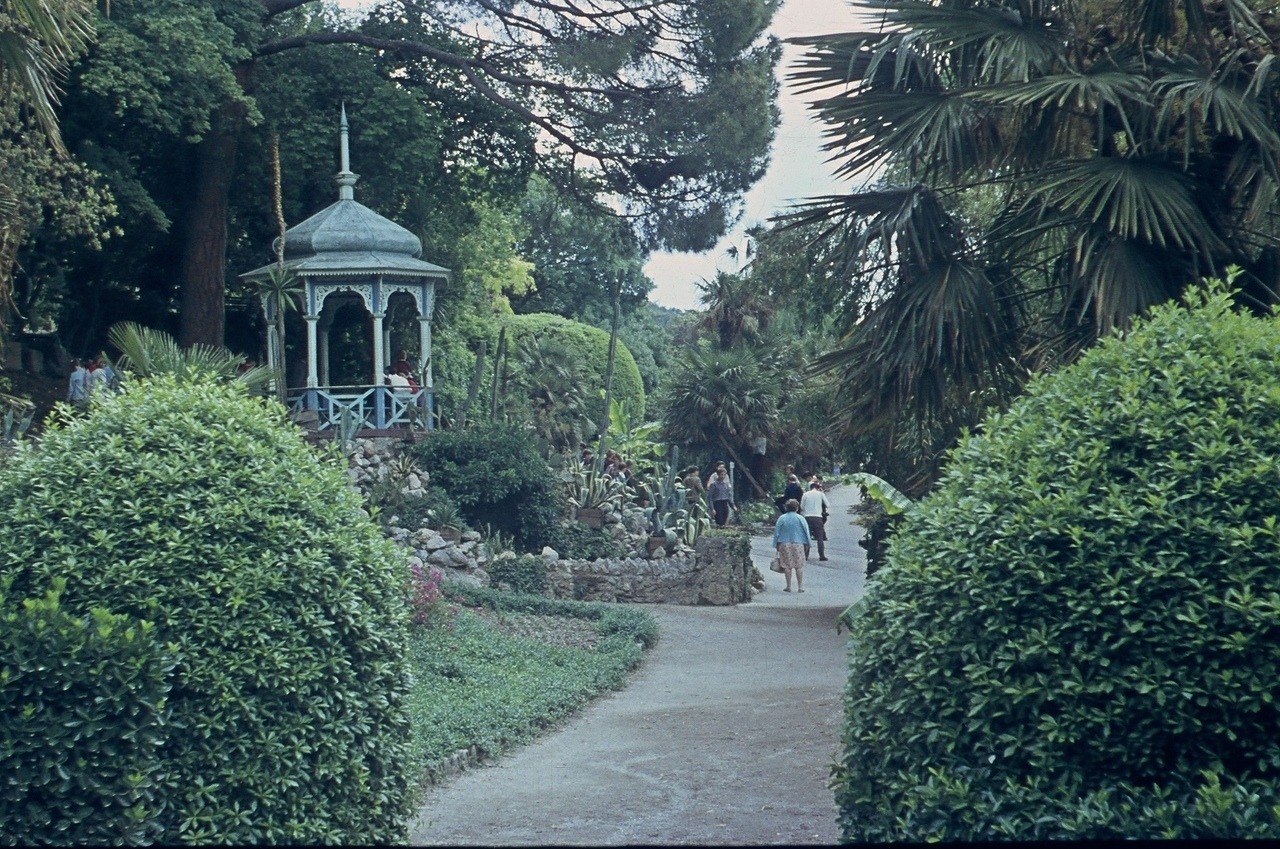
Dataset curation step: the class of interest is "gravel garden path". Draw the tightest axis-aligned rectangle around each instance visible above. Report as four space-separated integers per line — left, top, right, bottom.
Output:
409 485 869 846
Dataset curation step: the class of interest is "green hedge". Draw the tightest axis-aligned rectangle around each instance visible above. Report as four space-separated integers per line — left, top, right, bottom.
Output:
410 423 565 552
443 583 659 649
487 554 549 596
0 582 172 846
835 287 1280 841
503 312 645 422
0 377 413 844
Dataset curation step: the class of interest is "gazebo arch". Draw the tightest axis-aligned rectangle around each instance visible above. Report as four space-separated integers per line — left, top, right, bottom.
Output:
240 106 449 433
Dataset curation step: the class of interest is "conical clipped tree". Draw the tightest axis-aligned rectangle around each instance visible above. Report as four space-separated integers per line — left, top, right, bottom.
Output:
835 285 1280 840
0 376 413 843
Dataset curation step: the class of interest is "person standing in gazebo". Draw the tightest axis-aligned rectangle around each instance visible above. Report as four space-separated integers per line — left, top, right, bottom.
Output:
392 349 413 376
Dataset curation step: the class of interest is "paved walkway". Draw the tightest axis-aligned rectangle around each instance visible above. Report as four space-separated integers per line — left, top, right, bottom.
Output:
409 486 869 846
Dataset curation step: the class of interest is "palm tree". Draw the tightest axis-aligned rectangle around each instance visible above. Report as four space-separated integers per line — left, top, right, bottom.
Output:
257 267 303 405
0 0 95 156
661 344 782 497
0 0 95 329
786 0 1280 463
696 271 775 350
108 321 274 393
496 333 592 453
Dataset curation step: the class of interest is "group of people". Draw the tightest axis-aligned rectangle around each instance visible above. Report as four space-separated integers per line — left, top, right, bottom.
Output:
771 464 832 592
571 451 836 585
66 355 117 409
675 462 735 527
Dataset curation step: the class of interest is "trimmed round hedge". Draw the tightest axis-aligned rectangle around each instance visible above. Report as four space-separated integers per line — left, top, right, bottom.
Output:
836 289 1280 841
502 312 645 422
0 377 413 844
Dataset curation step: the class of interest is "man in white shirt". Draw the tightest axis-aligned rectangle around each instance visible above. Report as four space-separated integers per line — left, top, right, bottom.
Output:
799 480 831 561
386 370 411 393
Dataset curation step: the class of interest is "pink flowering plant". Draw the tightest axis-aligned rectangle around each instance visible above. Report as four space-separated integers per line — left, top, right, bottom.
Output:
408 563 453 629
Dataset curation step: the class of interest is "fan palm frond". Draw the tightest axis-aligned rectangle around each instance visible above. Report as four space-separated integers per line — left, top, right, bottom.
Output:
0 0 95 155
107 322 274 392
1032 157 1222 254
785 0 1280 485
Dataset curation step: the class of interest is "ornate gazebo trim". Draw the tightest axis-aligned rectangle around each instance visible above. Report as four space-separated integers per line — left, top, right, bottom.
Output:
238 105 451 433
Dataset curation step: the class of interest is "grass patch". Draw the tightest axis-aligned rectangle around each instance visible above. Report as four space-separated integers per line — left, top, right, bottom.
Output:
405 582 658 786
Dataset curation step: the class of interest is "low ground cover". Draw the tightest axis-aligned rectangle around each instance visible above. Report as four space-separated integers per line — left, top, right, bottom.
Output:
405 580 658 787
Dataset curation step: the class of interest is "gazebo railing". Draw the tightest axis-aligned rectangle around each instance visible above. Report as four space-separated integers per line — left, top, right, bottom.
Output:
287 385 434 432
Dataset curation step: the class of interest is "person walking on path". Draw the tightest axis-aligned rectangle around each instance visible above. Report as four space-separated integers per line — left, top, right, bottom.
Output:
800 479 831 561
707 464 734 528
772 498 810 592
681 465 705 507
67 359 89 409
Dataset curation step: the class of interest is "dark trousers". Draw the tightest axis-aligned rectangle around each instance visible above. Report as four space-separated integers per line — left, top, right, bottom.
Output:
805 516 826 558
713 499 731 527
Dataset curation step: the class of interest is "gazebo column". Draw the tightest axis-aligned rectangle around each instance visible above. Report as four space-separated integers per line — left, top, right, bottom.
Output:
372 311 387 428
418 315 433 430
372 312 387 382
318 315 332 386
262 296 278 386
304 316 319 388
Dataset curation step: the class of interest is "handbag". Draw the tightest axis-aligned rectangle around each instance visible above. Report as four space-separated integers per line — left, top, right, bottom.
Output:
769 557 785 573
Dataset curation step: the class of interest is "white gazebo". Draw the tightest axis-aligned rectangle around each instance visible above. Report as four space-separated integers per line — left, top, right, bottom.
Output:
240 106 450 433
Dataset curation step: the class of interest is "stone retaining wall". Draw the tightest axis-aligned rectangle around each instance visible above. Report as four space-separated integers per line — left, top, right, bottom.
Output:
347 436 756 605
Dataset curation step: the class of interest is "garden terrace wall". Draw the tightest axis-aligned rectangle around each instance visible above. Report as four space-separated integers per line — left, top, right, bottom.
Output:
349 437 754 606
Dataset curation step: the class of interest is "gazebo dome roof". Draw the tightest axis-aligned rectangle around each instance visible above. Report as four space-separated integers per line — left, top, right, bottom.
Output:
279 197 423 260
240 104 449 283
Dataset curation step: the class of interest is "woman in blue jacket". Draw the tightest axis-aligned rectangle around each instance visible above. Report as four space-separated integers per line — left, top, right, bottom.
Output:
772 499 811 592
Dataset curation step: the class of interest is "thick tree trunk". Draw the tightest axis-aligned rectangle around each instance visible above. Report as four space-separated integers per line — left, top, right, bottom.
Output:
178 94 248 349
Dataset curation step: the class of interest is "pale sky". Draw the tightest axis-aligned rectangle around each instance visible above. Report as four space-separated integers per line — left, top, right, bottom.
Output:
645 0 858 310
335 0 861 312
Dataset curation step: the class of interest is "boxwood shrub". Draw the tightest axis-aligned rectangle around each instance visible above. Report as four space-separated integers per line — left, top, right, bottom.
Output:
0 582 171 845
410 422 565 552
835 288 1280 841
0 377 413 844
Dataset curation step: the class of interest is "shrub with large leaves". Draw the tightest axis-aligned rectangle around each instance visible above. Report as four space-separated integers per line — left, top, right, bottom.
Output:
836 288 1280 841
0 377 413 844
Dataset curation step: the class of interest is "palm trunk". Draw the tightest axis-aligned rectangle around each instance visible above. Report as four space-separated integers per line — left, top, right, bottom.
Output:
717 433 768 498
594 276 621 471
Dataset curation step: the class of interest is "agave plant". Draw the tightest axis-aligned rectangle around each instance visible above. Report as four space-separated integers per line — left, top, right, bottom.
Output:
0 393 35 452
107 322 274 393
560 455 629 510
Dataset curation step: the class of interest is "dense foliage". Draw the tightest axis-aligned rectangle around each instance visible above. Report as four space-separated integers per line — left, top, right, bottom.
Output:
487 554 548 596
788 0 1280 486
835 288 1280 840
499 312 646 448
0 583 172 845
410 422 566 552
0 378 414 844
548 522 627 562
18 0 779 350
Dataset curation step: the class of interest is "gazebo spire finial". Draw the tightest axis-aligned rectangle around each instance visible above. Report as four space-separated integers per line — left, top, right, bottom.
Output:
336 102 358 200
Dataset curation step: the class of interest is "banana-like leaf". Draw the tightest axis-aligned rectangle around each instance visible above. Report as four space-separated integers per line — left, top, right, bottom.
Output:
847 472 915 515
